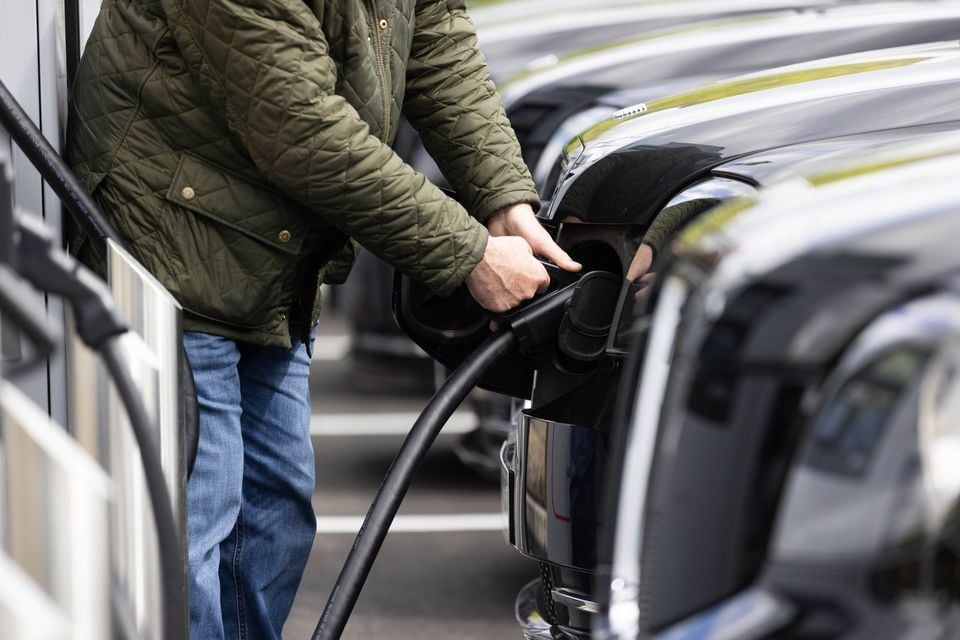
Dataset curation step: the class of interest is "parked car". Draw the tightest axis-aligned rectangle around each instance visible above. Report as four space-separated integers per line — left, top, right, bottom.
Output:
597 137 960 640
398 40 960 639
411 0 873 185
402 1 960 475
342 0 856 387
441 0 960 474
469 0 842 78
518 42 960 640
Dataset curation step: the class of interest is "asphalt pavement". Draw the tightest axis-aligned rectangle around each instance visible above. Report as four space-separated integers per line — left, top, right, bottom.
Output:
283 308 537 640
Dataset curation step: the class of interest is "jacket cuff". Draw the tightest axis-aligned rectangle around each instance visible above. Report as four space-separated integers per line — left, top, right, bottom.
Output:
434 223 489 298
471 188 542 224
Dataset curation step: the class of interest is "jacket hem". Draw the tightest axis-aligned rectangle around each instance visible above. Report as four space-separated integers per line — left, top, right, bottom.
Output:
182 312 293 349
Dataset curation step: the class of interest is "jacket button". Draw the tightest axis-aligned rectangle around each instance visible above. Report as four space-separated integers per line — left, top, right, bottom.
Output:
279 312 287 322
378 18 388 29
181 186 196 201
278 229 292 243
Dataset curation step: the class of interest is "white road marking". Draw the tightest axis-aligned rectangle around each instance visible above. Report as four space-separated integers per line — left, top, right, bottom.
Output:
311 334 351 361
310 410 476 436
315 513 505 534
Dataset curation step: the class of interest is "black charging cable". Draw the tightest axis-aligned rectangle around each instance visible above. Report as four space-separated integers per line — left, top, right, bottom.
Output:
0 264 57 377
313 273 582 640
6 212 187 640
1 77 201 479
0 78 119 255
313 329 517 640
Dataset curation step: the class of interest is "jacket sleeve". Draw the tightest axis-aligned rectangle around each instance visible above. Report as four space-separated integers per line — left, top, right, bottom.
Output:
159 0 485 296
403 0 540 222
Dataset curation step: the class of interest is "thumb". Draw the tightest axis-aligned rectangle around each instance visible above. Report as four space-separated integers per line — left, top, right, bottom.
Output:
525 226 582 272
532 237 582 272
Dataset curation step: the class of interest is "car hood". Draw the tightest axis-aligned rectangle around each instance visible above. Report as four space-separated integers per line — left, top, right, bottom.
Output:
711 123 960 184
544 41 960 226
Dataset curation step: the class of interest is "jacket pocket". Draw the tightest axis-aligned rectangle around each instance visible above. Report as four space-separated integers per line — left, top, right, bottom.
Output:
164 153 312 255
160 153 317 333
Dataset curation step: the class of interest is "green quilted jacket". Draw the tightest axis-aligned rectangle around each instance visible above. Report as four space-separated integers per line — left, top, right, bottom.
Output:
67 0 539 347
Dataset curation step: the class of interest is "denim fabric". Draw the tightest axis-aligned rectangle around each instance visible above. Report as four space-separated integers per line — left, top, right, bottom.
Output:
183 330 316 640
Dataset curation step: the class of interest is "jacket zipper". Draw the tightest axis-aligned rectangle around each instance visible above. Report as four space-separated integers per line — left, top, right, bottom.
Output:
368 0 391 142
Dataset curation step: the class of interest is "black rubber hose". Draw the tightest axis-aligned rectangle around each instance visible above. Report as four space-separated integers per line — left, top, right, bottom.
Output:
313 330 518 640
0 265 57 377
0 78 119 252
1 75 192 633
100 335 188 640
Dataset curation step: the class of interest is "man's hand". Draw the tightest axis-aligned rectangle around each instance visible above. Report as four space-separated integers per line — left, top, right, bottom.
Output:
487 203 582 273
627 243 657 301
466 236 551 313
626 243 654 282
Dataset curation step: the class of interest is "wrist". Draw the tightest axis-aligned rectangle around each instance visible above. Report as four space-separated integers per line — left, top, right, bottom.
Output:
490 202 534 219
488 202 537 237
475 192 540 224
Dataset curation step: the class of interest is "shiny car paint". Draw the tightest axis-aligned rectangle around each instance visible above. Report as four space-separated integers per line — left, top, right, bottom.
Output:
502 1 960 195
600 142 960 639
502 43 960 640
547 42 960 225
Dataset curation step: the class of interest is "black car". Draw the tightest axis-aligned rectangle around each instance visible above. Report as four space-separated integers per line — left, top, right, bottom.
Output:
446 0 960 474
398 40 960 639
342 0 858 386
597 137 960 640
422 1 960 476
518 42 960 640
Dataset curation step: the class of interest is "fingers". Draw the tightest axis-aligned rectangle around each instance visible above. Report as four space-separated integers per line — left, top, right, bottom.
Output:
527 230 582 273
486 203 582 272
633 272 657 302
513 240 550 298
465 235 552 314
626 243 654 282
519 216 582 273
534 261 551 294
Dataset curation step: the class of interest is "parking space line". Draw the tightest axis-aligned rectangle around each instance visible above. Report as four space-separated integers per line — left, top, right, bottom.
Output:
310 410 476 436
315 513 504 534
311 334 351 361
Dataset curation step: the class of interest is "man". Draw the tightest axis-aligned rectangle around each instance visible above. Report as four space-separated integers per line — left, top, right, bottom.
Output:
66 0 579 638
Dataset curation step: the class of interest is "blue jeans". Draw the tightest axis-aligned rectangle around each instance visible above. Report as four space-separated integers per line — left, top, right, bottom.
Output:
183 330 316 640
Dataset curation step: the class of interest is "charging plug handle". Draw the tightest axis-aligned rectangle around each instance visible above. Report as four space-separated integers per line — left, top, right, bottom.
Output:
495 286 576 353
492 262 583 353
14 213 127 349
0 264 58 374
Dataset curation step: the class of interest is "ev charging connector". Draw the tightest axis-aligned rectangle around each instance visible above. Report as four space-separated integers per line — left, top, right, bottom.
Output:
493 262 581 354
313 263 628 640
